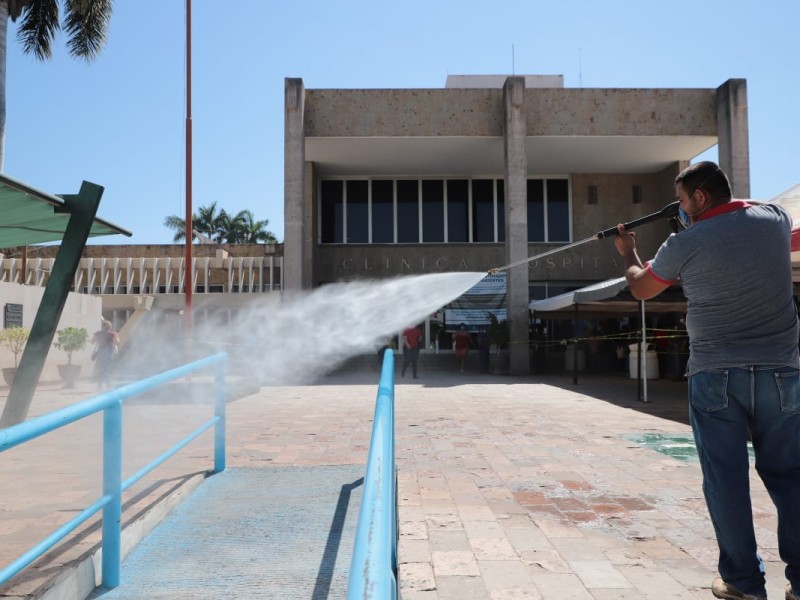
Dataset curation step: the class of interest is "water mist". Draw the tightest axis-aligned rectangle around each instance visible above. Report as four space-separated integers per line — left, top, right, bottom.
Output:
119 271 488 386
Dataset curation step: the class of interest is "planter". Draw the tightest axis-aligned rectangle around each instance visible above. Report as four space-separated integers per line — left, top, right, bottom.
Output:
57 364 82 388
2 367 17 386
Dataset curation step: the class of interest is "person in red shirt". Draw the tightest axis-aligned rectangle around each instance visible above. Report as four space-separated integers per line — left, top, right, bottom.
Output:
453 324 472 373
401 324 423 378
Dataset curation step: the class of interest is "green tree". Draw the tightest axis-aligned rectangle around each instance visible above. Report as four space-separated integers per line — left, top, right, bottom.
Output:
53 326 89 365
164 202 224 243
0 1 113 168
226 210 277 244
165 203 278 244
0 326 29 368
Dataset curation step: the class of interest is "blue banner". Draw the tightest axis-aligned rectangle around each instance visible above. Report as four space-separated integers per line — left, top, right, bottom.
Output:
444 273 506 330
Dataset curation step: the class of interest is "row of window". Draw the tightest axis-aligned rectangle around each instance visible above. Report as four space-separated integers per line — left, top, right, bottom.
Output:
319 178 571 244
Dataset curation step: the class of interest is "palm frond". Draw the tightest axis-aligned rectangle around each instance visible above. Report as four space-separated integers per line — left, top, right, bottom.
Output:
163 214 187 242
63 0 112 60
17 0 59 60
8 1 35 21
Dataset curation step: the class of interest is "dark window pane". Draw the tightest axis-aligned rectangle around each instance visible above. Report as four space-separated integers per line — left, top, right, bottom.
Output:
527 179 544 242
346 180 368 243
447 180 469 242
472 179 495 242
547 179 570 242
397 180 419 243
496 179 505 242
321 180 343 243
529 285 547 301
422 180 444 242
371 180 394 243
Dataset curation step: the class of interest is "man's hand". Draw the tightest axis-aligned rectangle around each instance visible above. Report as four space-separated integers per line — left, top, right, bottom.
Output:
613 224 636 257
612 223 669 300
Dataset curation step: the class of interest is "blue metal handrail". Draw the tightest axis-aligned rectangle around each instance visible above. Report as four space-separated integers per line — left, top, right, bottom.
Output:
347 349 397 599
0 352 227 590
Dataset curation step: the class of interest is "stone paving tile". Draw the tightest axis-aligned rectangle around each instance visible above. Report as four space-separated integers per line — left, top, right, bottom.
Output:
569 560 632 589
530 572 595 599
489 588 543 600
436 575 490 600
400 561 437 593
432 550 481 577
1 371 794 599
478 560 538 590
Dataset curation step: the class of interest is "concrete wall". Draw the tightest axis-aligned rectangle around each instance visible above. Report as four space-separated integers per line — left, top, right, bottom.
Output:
524 88 716 136
305 88 504 137
0 281 102 381
315 245 505 284
303 88 716 138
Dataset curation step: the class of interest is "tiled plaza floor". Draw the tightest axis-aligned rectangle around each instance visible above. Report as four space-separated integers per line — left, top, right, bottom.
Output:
0 367 790 599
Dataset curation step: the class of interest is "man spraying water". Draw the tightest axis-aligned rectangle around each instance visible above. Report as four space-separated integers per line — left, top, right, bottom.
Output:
614 161 800 600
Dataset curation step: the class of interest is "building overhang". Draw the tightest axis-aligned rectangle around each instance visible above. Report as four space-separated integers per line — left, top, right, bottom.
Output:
306 135 717 177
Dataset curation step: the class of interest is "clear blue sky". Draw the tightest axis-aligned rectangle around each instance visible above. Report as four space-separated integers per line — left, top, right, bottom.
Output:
4 0 798 245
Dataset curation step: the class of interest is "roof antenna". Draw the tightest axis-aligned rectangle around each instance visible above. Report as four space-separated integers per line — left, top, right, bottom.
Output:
579 47 582 87
512 44 515 75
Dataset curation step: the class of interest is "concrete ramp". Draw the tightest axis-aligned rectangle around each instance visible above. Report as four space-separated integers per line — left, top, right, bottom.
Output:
90 466 364 599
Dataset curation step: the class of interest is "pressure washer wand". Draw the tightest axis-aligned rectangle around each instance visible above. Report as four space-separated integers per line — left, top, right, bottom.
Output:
594 201 680 239
488 201 680 275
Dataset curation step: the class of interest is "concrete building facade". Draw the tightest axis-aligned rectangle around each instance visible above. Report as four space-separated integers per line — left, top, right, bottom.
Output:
0 244 284 354
283 75 750 374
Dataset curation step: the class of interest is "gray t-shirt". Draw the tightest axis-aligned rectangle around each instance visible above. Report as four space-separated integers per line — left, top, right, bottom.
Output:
649 202 799 375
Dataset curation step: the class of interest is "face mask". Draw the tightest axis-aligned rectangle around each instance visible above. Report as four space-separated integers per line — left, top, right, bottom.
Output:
677 208 691 230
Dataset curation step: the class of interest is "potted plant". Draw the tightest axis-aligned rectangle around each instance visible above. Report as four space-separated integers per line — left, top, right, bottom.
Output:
0 327 30 386
53 327 89 388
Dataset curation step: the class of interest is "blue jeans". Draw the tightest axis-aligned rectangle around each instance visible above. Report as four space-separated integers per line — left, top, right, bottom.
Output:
689 366 800 596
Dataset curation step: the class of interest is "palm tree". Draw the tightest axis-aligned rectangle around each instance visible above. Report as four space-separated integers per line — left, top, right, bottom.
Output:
0 1 113 168
194 202 226 242
164 204 279 244
226 210 277 244
163 214 188 242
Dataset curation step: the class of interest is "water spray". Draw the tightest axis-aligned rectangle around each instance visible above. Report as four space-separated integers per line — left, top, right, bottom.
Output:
488 201 680 274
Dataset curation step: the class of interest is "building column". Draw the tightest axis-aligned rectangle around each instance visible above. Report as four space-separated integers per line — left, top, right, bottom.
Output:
503 77 530 374
284 78 306 290
716 79 750 198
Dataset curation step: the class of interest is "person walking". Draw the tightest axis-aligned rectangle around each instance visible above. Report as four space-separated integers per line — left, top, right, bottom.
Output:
453 324 472 373
614 161 800 600
91 319 119 391
401 324 422 379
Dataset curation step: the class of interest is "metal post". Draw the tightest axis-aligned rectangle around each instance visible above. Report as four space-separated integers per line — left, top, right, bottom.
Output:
640 300 649 403
102 401 123 588
0 182 105 427
572 304 579 385
184 0 194 343
214 356 226 473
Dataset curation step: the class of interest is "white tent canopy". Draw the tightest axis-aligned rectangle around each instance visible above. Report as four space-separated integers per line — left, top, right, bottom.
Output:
529 277 628 312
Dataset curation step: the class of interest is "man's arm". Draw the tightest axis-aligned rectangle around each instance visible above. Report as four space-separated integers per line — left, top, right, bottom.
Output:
613 224 670 300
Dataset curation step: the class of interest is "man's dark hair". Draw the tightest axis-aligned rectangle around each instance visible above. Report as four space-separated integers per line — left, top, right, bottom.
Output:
675 161 732 203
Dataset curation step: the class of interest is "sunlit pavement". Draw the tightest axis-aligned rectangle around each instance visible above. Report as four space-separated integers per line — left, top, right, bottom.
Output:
0 369 788 599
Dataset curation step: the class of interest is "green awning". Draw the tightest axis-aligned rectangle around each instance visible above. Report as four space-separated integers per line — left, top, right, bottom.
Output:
0 172 131 247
